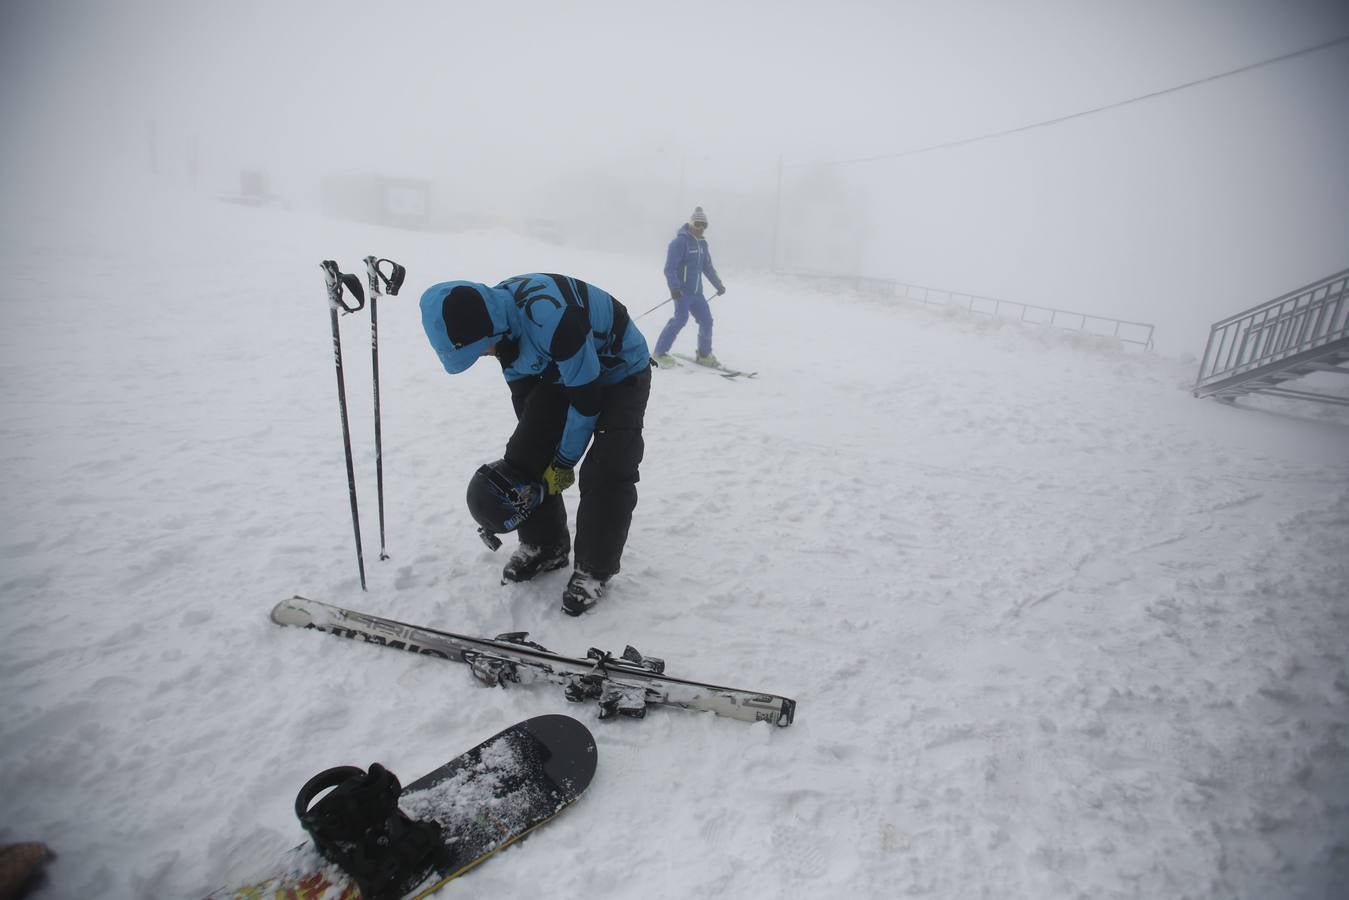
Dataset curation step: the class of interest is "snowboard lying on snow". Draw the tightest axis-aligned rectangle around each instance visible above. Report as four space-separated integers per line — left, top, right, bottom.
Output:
206 715 596 899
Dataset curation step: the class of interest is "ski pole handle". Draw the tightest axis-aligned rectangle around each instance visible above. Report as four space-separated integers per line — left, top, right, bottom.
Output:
321 260 366 312
363 256 407 297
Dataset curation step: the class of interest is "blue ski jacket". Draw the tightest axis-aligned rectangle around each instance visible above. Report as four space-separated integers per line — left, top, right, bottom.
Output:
420 274 650 468
664 224 724 298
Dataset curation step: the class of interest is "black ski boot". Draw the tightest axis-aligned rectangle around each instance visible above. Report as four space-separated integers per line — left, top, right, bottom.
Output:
561 570 607 616
295 763 444 900
502 544 569 584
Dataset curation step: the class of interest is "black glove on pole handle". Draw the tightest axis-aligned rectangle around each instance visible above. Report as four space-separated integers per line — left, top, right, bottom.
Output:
321 260 368 591
363 256 405 563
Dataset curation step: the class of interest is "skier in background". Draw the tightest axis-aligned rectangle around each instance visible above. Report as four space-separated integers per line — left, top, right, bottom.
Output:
653 206 726 368
420 273 652 616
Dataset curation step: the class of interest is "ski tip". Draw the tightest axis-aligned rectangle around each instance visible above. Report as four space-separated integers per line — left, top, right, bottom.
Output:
270 596 317 627
776 698 796 727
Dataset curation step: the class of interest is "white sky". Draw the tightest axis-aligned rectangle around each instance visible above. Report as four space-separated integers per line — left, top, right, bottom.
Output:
2 0 1346 352
5 1 1343 175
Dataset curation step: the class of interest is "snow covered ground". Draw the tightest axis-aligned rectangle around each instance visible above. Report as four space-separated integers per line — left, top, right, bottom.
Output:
1 183 1346 899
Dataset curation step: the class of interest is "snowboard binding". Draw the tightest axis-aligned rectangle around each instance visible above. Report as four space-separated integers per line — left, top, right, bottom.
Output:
295 763 444 900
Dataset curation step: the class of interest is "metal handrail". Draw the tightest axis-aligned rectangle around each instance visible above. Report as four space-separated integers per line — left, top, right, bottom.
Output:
1194 269 1349 391
786 270 1156 350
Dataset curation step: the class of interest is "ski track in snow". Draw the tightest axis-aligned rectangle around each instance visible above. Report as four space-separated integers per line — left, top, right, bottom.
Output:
1 185 1347 899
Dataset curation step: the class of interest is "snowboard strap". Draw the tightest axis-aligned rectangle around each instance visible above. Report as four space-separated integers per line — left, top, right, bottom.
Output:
295 764 444 900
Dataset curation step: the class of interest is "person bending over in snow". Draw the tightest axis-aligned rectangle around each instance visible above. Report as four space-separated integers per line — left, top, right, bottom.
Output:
420 273 652 616
653 206 726 368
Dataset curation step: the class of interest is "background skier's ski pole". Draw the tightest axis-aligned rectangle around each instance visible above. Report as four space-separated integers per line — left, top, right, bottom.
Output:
635 296 673 320
362 256 406 562
320 260 368 591
636 288 725 321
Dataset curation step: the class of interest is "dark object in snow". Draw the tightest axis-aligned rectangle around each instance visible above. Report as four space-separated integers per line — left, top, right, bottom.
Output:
0 842 51 900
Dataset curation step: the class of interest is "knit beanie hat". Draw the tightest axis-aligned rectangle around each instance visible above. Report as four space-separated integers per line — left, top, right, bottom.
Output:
441 284 494 349
421 280 501 375
690 206 708 226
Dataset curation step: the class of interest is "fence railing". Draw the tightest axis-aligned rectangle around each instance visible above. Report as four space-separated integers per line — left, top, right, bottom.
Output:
787 271 1155 351
1193 268 1349 399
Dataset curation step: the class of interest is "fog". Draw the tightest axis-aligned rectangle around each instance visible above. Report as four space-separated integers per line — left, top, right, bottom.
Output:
3 0 1347 353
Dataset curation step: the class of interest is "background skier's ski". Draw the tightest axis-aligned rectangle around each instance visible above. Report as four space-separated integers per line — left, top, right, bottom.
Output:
670 352 757 378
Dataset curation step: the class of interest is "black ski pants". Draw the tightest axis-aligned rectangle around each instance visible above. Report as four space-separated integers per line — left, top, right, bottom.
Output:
504 366 651 579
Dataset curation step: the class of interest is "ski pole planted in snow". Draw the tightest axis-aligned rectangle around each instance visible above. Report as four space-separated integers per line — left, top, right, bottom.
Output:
362 255 406 562
320 260 368 591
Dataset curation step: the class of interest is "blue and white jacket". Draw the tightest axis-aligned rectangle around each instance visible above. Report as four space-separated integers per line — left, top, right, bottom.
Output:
663 224 724 298
420 274 650 468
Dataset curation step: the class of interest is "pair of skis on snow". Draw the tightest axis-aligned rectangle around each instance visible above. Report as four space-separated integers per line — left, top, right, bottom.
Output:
273 595 795 727
322 257 407 591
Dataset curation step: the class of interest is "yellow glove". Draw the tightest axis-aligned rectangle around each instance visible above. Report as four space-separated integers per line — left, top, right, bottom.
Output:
542 463 575 495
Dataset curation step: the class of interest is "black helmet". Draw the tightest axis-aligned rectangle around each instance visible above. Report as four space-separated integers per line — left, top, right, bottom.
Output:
467 459 545 550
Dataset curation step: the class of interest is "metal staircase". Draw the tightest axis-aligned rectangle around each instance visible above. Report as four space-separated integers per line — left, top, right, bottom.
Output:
1193 268 1349 406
